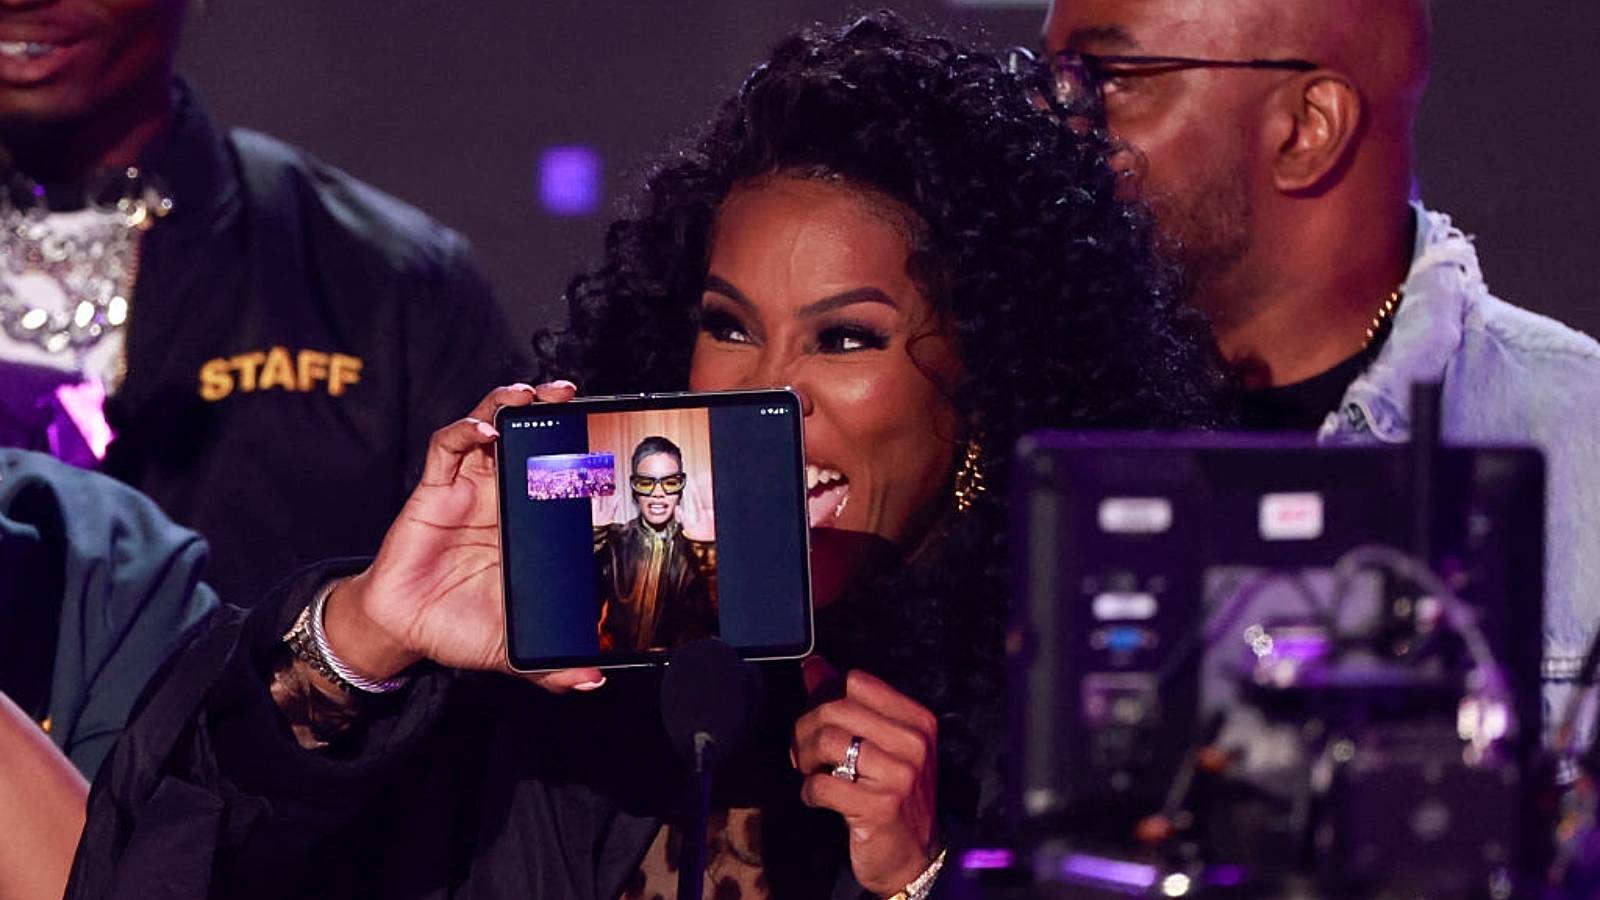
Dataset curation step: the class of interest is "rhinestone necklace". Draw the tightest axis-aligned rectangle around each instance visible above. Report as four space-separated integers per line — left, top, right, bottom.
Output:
0 167 172 357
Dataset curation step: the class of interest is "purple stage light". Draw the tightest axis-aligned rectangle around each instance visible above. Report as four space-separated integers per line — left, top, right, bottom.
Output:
959 848 1016 871
1058 853 1158 893
537 146 601 216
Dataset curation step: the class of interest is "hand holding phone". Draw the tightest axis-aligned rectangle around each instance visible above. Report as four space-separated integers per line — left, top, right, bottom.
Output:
321 382 603 693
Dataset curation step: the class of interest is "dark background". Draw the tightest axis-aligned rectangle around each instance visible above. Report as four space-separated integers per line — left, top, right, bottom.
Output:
179 1 1600 346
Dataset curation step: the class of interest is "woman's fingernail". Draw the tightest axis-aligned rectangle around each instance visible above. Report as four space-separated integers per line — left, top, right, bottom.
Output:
574 677 607 691
546 379 577 391
475 421 499 439
509 382 535 393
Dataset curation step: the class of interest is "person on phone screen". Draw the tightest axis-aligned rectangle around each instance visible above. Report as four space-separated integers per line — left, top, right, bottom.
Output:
594 436 717 651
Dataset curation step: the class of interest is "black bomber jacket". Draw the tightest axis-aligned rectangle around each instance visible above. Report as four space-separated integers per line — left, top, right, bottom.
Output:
102 81 526 604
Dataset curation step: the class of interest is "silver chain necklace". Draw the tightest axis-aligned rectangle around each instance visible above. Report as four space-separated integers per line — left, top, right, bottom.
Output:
0 167 172 356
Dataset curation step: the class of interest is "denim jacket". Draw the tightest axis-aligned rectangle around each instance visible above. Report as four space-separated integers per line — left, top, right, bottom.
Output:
1319 204 1600 734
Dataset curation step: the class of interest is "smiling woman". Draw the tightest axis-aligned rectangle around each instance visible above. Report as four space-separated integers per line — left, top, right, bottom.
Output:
690 177 959 543
526 10 1229 893
541 12 1228 560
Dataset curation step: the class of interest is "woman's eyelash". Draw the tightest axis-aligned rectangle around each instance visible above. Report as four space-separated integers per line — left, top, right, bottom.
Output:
698 307 890 352
817 323 891 353
698 309 753 343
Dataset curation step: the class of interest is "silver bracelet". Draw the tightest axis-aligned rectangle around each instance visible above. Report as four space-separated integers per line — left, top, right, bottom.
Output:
888 847 947 900
306 579 410 694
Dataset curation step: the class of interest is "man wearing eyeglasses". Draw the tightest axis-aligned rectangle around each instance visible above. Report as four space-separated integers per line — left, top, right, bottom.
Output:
1044 0 1600 737
594 436 718 652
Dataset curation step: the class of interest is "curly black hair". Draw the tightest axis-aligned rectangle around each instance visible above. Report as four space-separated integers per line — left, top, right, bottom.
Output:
537 11 1224 820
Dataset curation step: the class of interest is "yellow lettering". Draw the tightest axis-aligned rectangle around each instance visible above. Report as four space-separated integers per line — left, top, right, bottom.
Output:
198 358 234 401
230 351 266 392
204 348 362 398
296 349 330 392
328 353 363 397
259 346 296 391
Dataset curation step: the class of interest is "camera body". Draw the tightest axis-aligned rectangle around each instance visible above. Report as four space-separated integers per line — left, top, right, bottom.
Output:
992 434 1548 899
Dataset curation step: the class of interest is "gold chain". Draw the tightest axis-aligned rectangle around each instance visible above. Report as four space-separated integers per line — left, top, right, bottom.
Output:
1362 288 1403 350
952 437 986 513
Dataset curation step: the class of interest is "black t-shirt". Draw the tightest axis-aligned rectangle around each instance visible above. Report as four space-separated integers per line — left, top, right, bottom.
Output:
1237 328 1391 432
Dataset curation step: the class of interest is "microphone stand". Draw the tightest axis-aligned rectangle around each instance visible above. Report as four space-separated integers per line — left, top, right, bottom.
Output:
678 731 717 900
660 637 764 900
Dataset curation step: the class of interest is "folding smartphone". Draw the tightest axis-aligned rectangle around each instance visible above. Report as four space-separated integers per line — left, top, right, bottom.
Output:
496 389 813 671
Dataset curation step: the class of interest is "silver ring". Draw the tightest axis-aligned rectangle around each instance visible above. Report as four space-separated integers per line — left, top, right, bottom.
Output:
831 735 864 782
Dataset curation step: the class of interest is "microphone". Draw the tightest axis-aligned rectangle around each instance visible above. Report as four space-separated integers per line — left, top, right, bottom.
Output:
660 638 765 900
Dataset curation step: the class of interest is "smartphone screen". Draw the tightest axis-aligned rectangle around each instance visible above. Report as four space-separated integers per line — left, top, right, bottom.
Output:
496 389 813 671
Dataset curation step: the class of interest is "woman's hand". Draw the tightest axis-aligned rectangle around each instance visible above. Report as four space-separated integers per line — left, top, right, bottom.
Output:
677 480 716 541
324 382 603 692
792 658 939 897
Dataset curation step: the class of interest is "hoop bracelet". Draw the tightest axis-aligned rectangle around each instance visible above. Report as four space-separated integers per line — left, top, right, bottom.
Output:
283 579 410 694
887 847 947 900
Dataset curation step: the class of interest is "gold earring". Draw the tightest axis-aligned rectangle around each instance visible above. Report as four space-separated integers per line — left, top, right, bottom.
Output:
952 436 986 514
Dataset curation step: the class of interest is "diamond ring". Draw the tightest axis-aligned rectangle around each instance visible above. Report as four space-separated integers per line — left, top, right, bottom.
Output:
831 735 864 782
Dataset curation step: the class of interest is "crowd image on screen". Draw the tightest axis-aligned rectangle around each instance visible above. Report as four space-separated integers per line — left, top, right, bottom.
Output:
525 452 617 501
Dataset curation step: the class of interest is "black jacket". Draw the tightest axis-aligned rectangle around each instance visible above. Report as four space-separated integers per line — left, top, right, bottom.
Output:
66 564 879 900
594 519 717 651
101 82 525 604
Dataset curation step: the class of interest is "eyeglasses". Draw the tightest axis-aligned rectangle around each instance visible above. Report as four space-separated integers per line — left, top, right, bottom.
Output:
630 473 687 495
1039 48 1318 110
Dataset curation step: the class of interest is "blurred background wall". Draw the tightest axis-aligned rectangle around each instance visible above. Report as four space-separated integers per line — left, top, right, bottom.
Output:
179 1 1600 348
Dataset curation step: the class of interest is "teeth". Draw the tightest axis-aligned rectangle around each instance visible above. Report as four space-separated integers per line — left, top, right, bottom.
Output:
805 464 845 491
0 41 57 59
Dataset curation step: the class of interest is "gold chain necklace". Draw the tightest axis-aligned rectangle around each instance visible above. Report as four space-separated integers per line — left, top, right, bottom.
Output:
1362 287 1403 350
